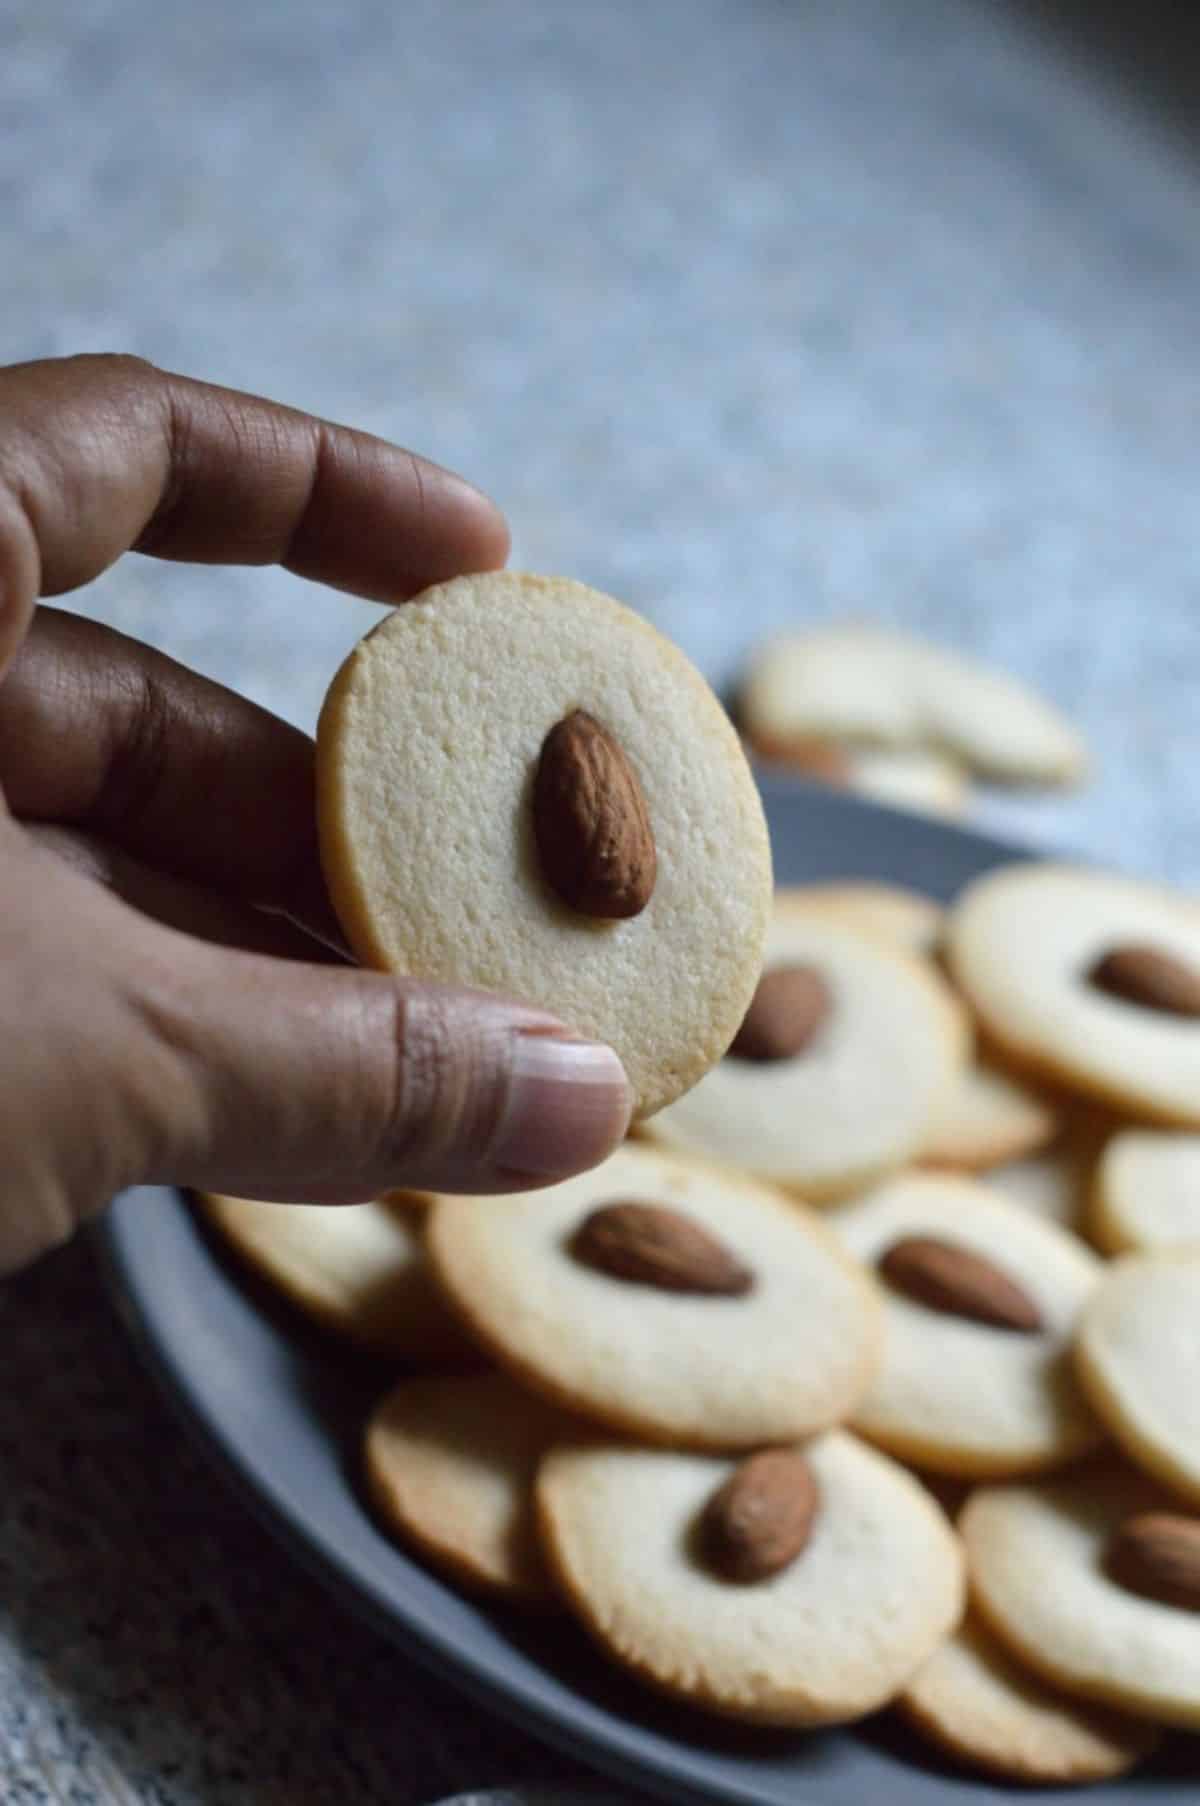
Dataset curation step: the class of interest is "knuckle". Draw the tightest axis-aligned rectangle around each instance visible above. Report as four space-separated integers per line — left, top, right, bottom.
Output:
95 666 175 834
381 985 503 1171
65 350 160 390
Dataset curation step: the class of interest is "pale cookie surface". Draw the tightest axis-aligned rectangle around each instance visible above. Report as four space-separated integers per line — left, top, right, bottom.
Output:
316 571 772 1118
425 1145 881 1449
948 863 1200 1125
752 738 968 817
642 911 967 1200
962 1462 1200 1729
365 1371 579 1604
774 881 945 955
918 1058 1060 1171
988 1108 1111 1232
900 1610 1159 1783
841 745 969 818
1091 1130 1200 1254
831 1172 1103 1476
199 1193 472 1363
1076 1253 1200 1506
740 623 1085 783
537 1431 964 1727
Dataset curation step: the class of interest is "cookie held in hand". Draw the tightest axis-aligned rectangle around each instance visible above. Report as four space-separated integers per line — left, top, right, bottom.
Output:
316 571 772 1118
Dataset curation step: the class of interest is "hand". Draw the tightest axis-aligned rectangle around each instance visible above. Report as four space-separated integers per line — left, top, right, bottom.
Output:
0 355 630 1275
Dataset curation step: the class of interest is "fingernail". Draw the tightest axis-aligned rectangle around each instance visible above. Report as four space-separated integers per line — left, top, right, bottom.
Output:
491 1031 632 1179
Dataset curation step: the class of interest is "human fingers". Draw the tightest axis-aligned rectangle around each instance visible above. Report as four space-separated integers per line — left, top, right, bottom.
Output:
25 822 343 965
2 832 629 1253
1 608 340 942
0 352 509 669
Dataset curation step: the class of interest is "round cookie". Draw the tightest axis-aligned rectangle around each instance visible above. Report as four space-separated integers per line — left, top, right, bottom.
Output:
425 1144 881 1450
988 1108 1111 1233
198 1192 474 1364
947 863 1200 1126
364 1371 579 1605
1091 1129 1200 1254
774 881 945 956
642 911 968 1201
900 1610 1159 1784
841 745 969 819
739 623 1085 784
831 1172 1103 1476
536 1431 965 1727
316 571 772 1119
752 736 968 819
962 1461 1200 1729
917 1058 1061 1171
1075 1253 1200 1507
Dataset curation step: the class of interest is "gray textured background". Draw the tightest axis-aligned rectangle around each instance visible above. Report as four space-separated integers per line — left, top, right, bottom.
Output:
2 0 1199 1798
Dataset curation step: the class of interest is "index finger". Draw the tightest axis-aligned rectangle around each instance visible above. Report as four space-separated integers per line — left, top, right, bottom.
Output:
0 354 509 666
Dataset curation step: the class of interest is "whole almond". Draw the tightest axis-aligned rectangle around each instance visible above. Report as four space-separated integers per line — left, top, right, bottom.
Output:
1107 1512 1200 1613
533 710 656 919
569 1201 754 1296
729 964 832 1062
700 1447 820 1583
1087 943 1200 1018
879 1235 1042 1332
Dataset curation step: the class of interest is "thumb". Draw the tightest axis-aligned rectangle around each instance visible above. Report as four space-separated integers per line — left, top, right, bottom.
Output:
129 933 633 1203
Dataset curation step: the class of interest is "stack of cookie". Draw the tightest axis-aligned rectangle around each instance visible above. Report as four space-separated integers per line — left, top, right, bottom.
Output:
198 575 1200 1788
738 621 1088 819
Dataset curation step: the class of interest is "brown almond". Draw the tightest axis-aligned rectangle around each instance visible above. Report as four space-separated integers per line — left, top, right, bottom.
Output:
729 964 832 1062
879 1235 1042 1332
1087 943 1200 1018
1107 1512 1200 1613
533 710 656 919
569 1201 754 1296
700 1447 820 1583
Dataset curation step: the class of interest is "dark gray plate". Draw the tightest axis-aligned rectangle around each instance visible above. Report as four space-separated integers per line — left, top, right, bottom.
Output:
95 779 1197 1804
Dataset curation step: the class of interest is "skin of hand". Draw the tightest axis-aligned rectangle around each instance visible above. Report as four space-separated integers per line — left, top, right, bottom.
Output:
0 354 631 1275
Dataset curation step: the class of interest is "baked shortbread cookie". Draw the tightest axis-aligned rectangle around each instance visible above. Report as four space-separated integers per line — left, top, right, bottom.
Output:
1075 1253 1200 1507
425 1145 881 1450
774 881 945 955
900 1610 1159 1784
752 736 968 819
831 1173 1103 1476
1091 1130 1200 1254
317 571 772 1118
987 1146 1083 1229
917 1058 1061 1171
642 911 967 1201
987 1108 1112 1234
835 746 969 818
536 1431 964 1727
365 1371 579 1605
198 1192 474 1364
740 623 1085 784
963 1462 1200 1729
947 863 1200 1126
